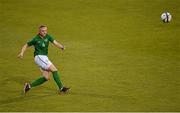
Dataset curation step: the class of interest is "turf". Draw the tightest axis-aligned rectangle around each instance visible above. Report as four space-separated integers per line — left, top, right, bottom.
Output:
0 0 180 111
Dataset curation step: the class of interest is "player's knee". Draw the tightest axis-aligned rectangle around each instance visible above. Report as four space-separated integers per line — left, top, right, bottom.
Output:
49 65 58 72
54 68 58 71
51 68 57 72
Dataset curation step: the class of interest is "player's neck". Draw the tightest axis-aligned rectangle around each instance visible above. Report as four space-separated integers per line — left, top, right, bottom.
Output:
38 33 45 39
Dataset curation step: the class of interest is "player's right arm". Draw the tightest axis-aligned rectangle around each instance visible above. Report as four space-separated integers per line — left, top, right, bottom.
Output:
18 38 35 59
18 44 29 59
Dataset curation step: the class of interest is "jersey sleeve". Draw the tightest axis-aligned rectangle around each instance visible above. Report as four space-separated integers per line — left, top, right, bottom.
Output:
27 38 36 46
48 35 55 43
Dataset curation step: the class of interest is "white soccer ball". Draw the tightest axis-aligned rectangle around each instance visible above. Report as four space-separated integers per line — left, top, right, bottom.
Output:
161 12 172 23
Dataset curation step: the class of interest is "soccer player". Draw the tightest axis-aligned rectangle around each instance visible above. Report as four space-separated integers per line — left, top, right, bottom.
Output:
18 25 70 94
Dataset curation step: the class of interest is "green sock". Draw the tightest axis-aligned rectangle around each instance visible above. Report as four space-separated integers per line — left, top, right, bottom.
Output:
52 71 63 89
30 76 47 88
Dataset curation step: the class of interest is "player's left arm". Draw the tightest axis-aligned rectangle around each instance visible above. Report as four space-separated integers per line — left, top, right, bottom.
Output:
52 40 65 51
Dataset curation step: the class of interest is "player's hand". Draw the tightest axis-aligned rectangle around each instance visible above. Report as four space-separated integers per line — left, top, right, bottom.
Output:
61 46 65 51
18 53 24 59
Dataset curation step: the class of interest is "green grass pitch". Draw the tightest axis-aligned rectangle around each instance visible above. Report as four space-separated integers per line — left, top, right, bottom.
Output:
0 0 180 111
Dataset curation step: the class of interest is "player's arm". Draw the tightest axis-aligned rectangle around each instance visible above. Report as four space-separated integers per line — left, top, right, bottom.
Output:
52 40 65 51
18 37 35 58
18 43 29 59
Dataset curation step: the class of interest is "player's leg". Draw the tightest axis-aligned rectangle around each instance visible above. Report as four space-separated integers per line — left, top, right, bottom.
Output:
48 64 70 92
30 69 50 88
48 64 63 89
24 55 51 93
24 70 50 93
41 69 51 80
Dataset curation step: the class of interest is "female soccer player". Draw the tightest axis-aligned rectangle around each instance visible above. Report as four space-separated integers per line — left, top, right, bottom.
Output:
18 25 70 94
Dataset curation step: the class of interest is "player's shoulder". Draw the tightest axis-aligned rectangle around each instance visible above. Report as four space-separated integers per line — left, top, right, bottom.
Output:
46 34 53 38
46 34 55 40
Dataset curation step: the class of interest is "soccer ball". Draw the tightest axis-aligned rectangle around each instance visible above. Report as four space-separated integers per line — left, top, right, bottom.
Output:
161 12 172 23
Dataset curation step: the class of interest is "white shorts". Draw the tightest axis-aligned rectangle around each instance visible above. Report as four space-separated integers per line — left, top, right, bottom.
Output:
34 55 52 70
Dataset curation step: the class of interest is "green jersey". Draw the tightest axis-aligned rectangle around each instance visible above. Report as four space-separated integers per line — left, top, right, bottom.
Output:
27 34 54 57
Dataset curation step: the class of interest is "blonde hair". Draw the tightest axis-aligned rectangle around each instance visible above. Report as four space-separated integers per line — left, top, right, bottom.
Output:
39 25 47 29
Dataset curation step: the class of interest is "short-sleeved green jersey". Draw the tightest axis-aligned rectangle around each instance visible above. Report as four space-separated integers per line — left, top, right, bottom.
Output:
27 34 54 57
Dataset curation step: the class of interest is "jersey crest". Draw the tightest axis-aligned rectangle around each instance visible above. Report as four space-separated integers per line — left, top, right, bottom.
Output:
42 42 45 47
44 39 48 42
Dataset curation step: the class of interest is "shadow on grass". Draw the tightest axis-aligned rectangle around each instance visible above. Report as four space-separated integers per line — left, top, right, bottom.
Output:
0 87 56 106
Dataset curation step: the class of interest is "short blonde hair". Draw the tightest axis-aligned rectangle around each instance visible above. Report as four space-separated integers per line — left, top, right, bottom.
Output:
39 25 47 29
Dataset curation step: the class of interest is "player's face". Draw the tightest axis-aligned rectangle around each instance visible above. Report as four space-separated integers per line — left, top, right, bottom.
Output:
39 27 47 37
